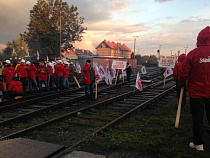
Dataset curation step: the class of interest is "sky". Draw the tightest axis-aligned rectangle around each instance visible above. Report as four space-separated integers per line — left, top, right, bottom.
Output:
0 0 210 56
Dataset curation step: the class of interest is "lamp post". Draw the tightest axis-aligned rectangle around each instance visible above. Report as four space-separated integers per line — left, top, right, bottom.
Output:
158 45 162 60
133 36 138 59
170 50 174 56
184 46 188 55
59 10 62 60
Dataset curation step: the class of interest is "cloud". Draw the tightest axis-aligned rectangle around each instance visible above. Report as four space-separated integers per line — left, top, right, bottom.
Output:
155 0 173 2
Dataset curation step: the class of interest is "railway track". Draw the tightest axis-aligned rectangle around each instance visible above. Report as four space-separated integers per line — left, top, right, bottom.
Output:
0 76 175 157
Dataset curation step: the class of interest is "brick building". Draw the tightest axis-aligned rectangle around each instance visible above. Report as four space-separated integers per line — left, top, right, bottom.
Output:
96 40 131 58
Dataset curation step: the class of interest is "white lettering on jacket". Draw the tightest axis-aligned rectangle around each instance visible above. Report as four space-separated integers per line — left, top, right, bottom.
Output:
200 56 210 63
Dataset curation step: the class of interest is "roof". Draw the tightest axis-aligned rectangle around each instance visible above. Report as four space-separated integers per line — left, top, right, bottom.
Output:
96 40 131 51
62 48 94 56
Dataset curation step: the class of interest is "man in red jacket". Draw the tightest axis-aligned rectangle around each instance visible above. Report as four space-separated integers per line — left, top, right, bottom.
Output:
26 61 39 91
63 62 70 89
16 59 27 92
2 60 15 89
180 26 210 151
55 60 64 91
7 76 23 99
173 54 186 108
82 60 97 100
37 61 50 93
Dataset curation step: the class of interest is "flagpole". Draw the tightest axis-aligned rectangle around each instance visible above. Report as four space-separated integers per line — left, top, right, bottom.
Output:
163 67 167 88
175 87 184 128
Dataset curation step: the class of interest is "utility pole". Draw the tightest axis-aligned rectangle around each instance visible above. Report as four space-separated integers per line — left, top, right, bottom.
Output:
170 50 174 56
60 10 62 60
184 46 188 55
133 36 138 59
158 45 162 60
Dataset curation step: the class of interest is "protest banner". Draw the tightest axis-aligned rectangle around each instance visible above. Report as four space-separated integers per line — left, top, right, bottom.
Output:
111 60 127 70
159 58 176 68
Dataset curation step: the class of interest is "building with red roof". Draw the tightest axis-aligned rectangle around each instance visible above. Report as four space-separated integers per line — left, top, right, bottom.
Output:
96 40 131 58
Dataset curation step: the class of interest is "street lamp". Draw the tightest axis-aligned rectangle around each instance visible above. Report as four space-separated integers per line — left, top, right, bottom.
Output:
133 36 138 59
184 46 188 55
170 50 174 56
158 45 162 59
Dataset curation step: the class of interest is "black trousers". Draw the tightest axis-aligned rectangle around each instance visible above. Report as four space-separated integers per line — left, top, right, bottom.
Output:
20 78 26 92
190 98 210 145
127 75 131 83
176 81 186 107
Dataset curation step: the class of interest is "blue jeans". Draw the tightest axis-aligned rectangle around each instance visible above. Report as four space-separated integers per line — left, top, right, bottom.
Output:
56 76 64 90
85 81 94 99
38 80 50 93
63 78 69 88
29 78 39 90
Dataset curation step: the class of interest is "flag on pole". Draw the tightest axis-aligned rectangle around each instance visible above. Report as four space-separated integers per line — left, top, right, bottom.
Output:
141 66 147 74
99 65 105 78
163 68 173 78
13 48 17 56
105 63 112 85
54 57 57 63
37 50 39 60
136 72 143 91
95 65 102 83
76 62 81 73
26 49 29 56
47 56 49 62
123 70 127 77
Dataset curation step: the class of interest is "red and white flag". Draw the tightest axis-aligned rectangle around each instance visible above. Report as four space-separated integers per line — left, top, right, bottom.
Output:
136 72 143 91
163 67 173 78
37 50 39 60
141 66 147 74
105 63 112 85
13 48 17 56
47 56 49 62
26 49 29 56
111 68 116 79
123 70 127 77
54 57 57 63
99 65 105 78
95 65 102 83
76 62 81 73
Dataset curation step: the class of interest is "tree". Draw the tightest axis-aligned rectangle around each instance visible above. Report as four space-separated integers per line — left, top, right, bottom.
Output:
21 0 86 57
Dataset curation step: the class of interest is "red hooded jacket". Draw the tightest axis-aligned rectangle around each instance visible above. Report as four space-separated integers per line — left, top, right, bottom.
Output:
55 63 64 76
63 65 70 78
180 26 210 98
26 65 36 79
82 64 97 84
16 64 28 78
7 80 23 93
173 54 186 82
2 65 16 84
47 65 53 78
37 66 49 81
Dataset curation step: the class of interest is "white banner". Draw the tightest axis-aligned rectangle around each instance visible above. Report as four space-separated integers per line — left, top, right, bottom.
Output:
111 60 127 70
159 58 176 68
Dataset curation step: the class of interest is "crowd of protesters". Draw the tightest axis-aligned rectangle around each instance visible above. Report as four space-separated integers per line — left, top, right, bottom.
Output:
0 58 76 101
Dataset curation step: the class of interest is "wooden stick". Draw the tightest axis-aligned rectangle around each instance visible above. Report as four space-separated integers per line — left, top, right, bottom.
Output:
3 78 6 91
95 79 97 99
48 74 50 86
123 71 124 83
74 76 81 88
175 87 184 128
115 71 119 85
163 68 167 88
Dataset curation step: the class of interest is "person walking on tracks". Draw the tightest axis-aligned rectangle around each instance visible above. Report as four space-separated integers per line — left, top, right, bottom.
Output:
126 62 132 83
26 61 39 91
173 54 187 108
55 60 64 91
82 59 97 100
16 59 28 92
37 60 50 93
180 26 210 151
2 60 15 89
63 62 70 89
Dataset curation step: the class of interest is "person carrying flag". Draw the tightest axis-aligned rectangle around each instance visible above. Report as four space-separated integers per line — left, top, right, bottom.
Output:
82 59 97 100
173 54 186 108
179 26 210 151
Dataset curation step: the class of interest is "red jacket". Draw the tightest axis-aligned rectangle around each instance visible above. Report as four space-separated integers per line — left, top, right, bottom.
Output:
16 64 28 78
173 54 186 82
63 66 70 78
116 69 122 74
180 26 210 98
55 63 64 76
82 64 96 84
2 65 16 84
26 65 36 79
37 66 48 81
47 65 53 78
7 80 23 93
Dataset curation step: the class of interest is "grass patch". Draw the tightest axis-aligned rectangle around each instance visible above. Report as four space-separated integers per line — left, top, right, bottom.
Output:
84 97 210 158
